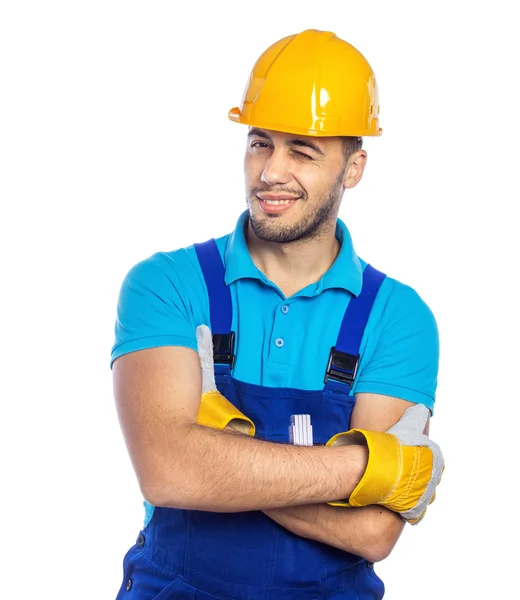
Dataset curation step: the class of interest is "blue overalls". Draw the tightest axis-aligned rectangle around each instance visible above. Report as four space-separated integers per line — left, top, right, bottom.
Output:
116 239 386 600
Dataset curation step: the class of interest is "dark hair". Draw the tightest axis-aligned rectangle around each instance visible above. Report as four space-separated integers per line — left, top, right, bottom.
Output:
341 137 363 162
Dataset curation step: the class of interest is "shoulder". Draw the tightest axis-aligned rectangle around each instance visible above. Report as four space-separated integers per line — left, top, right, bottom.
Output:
123 246 200 286
121 232 228 295
354 262 440 409
111 236 231 369
360 262 440 366
117 230 234 315
362 259 438 336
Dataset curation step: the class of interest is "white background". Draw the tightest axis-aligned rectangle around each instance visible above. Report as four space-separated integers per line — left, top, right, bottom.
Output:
1 1 519 598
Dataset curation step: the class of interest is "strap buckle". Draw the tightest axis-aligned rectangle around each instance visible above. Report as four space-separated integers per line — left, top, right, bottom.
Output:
324 347 359 387
212 332 235 369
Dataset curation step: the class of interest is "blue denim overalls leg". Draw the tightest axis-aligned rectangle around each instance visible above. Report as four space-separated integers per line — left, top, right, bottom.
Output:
116 239 387 600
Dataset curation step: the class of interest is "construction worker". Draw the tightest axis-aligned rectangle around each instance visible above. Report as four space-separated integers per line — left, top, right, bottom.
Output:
111 29 444 599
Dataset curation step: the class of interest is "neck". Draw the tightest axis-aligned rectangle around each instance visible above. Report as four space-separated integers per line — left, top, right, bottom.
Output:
246 220 340 297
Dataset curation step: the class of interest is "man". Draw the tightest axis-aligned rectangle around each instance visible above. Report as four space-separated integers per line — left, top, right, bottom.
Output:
111 29 443 599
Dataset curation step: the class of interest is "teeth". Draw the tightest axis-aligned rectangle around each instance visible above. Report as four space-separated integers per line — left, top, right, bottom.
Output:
262 199 294 205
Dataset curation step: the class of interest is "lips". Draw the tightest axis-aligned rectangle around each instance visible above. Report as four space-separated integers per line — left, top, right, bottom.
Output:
256 194 299 214
258 194 300 201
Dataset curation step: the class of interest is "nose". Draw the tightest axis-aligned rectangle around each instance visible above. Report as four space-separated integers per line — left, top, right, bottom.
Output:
261 149 291 186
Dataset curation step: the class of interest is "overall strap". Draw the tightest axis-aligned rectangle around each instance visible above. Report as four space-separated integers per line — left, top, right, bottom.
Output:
324 264 386 395
194 240 235 373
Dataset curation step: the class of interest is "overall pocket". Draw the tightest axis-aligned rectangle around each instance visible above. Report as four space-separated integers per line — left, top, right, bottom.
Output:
116 544 186 600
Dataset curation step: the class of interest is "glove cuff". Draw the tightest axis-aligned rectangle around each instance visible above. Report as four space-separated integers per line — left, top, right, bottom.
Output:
198 390 255 436
326 429 400 507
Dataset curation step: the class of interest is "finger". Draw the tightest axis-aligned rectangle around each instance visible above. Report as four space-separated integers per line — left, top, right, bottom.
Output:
196 324 216 392
388 403 430 434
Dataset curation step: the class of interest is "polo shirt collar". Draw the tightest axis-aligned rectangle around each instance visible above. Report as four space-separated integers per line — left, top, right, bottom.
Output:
224 210 363 296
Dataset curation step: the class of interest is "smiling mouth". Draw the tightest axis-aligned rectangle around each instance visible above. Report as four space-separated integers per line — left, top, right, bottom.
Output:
260 198 296 205
256 195 299 214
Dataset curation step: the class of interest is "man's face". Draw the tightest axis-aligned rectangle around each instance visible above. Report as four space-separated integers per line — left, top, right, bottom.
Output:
244 128 360 244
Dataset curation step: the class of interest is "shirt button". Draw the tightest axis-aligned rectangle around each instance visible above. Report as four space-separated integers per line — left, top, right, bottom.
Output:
281 305 289 314
137 533 145 547
275 338 284 348
126 578 132 591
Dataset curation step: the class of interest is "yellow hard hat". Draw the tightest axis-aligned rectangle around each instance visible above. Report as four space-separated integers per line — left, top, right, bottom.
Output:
229 29 382 137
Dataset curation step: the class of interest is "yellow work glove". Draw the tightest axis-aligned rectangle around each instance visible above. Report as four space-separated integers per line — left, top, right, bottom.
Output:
326 404 444 524
195 324 255 436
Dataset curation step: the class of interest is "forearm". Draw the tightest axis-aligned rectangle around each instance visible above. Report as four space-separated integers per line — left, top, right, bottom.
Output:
264 504 405 563
146 423 367 512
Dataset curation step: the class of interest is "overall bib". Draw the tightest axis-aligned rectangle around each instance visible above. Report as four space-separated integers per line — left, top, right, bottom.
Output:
116 239 386 600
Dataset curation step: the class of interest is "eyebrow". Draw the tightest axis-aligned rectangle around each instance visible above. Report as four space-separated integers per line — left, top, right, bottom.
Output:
248 128 325 156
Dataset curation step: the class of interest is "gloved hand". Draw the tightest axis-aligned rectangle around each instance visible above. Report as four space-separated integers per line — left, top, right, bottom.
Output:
326 404 444 524
196 324 255 436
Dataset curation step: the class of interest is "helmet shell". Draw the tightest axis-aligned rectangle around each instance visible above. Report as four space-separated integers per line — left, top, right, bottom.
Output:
228 29 382 137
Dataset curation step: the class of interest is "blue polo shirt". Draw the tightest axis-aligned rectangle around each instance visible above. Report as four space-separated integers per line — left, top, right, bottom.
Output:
111 211 439 411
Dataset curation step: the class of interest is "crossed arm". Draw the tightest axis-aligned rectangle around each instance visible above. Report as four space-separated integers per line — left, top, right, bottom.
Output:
113 346 426 563
263 392 427 561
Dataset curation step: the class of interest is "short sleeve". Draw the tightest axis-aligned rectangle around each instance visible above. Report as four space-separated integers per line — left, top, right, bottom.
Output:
354 282 440 413
110 252 199 369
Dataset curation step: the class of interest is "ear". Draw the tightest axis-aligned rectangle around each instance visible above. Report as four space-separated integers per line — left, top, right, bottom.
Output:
343 150 367 190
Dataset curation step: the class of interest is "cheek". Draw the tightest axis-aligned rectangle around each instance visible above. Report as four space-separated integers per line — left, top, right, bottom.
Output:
300 167 342 200
244 154 264 182
296 173 321 199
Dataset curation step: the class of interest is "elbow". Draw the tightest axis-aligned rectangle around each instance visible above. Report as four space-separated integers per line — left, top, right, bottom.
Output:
356 530 396 563
363 539 395 563
134 435 200 509
138 461 213 511
137 463 193 510
358 511 404 563
138 474 170 508
140 481 175 509
140 477 192 510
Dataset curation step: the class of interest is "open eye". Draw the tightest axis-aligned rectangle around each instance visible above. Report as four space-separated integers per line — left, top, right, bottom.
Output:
251 141 271 149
